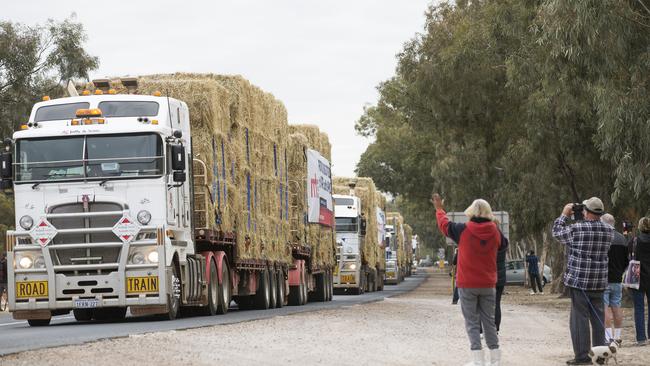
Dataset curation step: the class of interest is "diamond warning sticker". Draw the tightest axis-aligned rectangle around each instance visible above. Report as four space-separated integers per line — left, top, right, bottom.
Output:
30 218 58 247
112 215 140 244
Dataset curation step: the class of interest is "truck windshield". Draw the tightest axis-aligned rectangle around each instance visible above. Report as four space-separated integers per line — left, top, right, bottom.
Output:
335 197 354 206
16 133 164 183
335 217 358 233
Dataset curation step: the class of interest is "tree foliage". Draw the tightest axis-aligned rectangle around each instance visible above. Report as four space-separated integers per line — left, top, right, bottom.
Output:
0 15 98 136
356 0 650 282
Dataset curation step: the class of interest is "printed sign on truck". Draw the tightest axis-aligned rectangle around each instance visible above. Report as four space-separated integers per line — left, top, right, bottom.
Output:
376 207 386 247
306 149 333 226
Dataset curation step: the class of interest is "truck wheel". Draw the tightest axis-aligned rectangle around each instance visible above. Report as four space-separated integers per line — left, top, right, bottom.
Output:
73 309 93 321
312 273 326 302
203 259 218 316
28 318 51 326
94 307 127 322
162 264 181 320
269 268 278 309
276 269 285 308
217 259 231 315
254 268 271 310
288 285 301 306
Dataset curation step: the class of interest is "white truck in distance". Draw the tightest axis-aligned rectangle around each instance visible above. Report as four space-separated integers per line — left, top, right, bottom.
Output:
384 224 400 284
333 194 367 294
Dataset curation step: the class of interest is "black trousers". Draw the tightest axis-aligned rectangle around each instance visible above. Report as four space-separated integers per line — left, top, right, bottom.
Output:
495 285 504 331
530 273 543 293
569 287 605 360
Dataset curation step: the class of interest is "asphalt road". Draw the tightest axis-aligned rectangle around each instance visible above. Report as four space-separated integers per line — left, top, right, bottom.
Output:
0 271 427 356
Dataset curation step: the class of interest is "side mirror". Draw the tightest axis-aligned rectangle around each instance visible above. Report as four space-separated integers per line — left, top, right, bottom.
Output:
360 217 367 236
173 171 186 183
1 151 12 179
171 145 186 171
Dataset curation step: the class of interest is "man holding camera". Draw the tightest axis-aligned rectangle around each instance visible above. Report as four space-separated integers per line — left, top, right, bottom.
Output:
552 197 613 365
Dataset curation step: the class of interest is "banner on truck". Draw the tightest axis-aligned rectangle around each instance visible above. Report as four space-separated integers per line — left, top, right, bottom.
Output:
306 149 333 226
376 207 386 247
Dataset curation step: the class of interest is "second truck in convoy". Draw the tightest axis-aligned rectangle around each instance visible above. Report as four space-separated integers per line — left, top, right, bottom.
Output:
2 74 336 325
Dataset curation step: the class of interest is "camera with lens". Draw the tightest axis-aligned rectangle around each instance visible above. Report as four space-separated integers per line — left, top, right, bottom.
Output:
572 203 585 221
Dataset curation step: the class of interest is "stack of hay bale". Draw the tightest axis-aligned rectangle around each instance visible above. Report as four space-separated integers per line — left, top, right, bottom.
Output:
332 177 380 270
84 73 292 263
286 124 336 270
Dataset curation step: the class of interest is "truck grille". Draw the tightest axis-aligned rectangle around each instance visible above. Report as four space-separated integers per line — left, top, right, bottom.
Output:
49 202 123 275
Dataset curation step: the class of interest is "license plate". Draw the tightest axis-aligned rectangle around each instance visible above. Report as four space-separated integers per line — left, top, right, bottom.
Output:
127 276 159 294
15 281 48 299
341 274 355 284
74 299 99 308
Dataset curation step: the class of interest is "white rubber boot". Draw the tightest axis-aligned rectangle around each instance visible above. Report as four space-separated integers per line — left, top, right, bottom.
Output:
488 348 501 366
464 350 485 366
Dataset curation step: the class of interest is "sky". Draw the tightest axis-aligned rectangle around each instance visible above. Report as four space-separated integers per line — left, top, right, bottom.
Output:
3 0 433 177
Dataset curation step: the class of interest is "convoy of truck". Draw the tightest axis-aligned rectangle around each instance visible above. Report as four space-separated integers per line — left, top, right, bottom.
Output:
1 73 417 326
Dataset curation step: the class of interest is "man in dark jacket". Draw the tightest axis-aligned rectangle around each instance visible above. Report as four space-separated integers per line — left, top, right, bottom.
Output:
630 217 650 345
526 250 544 294
601 214 628 344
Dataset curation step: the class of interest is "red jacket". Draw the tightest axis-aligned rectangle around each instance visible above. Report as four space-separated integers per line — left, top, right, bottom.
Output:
436 209 502 288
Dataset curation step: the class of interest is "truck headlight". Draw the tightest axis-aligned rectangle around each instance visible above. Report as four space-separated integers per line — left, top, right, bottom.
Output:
19 215 34 230
147 249 159 264
128 246 158 264
342 262 357 271
15 251 45 269
19 256 33 269
137 210 151 225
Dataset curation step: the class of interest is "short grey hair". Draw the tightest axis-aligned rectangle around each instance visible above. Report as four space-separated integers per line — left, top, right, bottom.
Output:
601 213 615 226
464 199 494 220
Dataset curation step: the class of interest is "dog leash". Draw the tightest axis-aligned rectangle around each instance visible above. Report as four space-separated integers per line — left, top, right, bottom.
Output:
581 289 619 365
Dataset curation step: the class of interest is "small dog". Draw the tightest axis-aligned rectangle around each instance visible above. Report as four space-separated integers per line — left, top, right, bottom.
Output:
588 339 620 365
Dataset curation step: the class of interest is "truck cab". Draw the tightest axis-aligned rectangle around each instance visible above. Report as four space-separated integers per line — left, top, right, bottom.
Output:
3 86 193 325
333 194 366 294
384 225 399 285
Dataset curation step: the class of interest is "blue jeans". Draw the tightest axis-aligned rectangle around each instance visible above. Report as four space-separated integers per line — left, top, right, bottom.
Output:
632 289 650 342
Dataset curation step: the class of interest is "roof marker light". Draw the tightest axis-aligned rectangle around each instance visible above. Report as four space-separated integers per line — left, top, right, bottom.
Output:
151 120 159 125
20 124 28 130
153 91 162 97
42 96 50 101
94 90 103 95
82 90 91 96
76 108 103 118
71 120 80 126
108 89 117 95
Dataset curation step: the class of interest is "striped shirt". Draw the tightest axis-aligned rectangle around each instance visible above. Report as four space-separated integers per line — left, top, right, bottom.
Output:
552 215 613 290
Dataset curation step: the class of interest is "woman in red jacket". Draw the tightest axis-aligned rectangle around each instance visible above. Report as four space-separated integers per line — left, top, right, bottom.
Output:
432 193 506 366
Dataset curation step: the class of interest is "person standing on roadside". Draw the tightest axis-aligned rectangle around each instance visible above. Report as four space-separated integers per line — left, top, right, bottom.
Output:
600 214 628 345
451 248 460 305
630 217 650 346
0 252 7 302
525 250 544 295
432 193 506 366
552 197 613 366
495 227 508 333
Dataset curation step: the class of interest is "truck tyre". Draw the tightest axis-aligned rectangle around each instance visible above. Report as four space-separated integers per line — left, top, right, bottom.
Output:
288 284 301 306
203 259 218 316
276 269 285 308
94 307 127 322
253 268 271 310
312 273 326 302
328 270 334 301
301 267 308 305
28 318 51 327
162 264 181 320
73 309 93 321
269 267 278 309
217 259 231 315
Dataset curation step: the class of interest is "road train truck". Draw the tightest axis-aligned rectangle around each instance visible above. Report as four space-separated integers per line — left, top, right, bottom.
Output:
385 212 405 285
331 177 385 294
2 74 335 326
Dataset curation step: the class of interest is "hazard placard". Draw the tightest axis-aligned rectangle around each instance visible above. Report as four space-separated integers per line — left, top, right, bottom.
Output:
29 218 58 247
112 215 140 244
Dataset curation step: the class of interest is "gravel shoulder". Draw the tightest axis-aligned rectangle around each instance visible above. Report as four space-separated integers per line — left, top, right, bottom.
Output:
2 269 649 365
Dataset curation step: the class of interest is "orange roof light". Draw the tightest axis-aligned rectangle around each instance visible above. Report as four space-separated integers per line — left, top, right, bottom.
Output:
108 89 117 95
94 90 103 95
42 96 50 101
152 91 162 97
151 120 159 125
20 124 29 130
76 108 103 118
71 119 80 126
82 90 91 96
